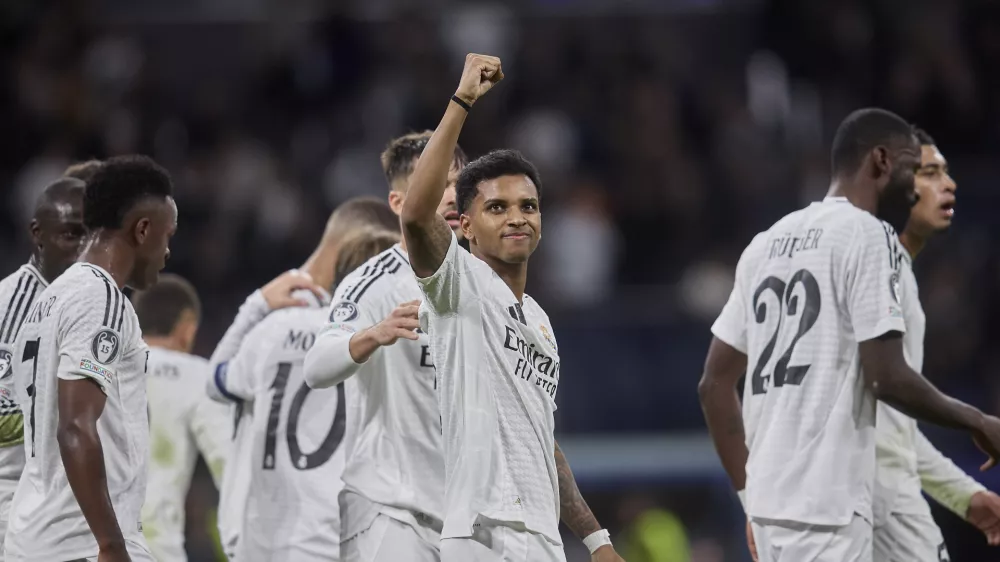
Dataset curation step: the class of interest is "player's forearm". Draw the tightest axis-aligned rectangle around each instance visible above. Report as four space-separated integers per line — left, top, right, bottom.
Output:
401 103 467 278
58 417 126 550
698 377 748 490
915 429 986 517
554 441 603 539
303 331 370 389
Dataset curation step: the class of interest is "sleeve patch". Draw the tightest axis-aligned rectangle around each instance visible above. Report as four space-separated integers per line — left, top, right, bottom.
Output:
91 329 121 364
79 358 115 385
329 301 360 323
0 349 11 380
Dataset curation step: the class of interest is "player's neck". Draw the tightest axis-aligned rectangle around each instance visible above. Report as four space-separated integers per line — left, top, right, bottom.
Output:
473 246 528 302
898 228 930 259
144 336 187 353
826 178 877 216
27 254 55 285
77 232 134 289
301 249 337 293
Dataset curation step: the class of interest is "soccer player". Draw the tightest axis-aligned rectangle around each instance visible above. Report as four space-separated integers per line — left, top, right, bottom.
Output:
64 160 104 183
7 155 176 562
699 109 1000 562
399 54 624 562
132 274 231 562
301 131 468 562
0 176 86 553
207 197 399 561
872 127 1000 561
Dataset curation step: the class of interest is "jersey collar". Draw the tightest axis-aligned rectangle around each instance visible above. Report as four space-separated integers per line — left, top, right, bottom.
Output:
21 262 48 287
391 244 409 264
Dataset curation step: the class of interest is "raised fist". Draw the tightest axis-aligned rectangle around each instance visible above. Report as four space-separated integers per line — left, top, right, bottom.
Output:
454 53 504 107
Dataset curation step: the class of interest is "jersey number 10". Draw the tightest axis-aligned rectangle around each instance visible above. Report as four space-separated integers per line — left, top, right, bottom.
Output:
263 362 346 471
750 270 821 396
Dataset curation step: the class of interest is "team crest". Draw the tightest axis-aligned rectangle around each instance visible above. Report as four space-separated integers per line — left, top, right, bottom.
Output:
91 329 120 365
540 325 556 350
0 349 11 379
330 301 359 323
889 272 901 305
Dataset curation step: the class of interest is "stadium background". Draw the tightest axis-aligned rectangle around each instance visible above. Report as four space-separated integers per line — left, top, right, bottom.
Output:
3 0 1000 560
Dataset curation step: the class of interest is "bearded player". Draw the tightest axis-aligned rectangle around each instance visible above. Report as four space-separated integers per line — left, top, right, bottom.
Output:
401 54 624 562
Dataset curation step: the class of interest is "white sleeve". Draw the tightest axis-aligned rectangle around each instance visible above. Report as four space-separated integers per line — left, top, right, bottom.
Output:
845 218 907 342
415 232 482 315
916 429 986 518
56 289 128 393
189 389 232 487
711 240 757 354
303 286 385 390
213 323 268 403
207 291 269 402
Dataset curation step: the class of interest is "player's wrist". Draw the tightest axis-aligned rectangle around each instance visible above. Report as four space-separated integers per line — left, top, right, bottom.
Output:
451 93 474 110
583 528 612 554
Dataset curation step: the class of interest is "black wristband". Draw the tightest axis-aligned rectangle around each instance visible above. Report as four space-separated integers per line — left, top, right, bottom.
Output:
451 95 472 112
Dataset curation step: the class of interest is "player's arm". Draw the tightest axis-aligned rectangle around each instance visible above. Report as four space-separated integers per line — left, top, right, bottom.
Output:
849 219 1000 467
913 428 986 516
698 337 749 494
304 299 419 389
554 441 624 561
207 270 322 402
400 53 502 278
212 323 268 404
190 390 232 486
58 378 127 557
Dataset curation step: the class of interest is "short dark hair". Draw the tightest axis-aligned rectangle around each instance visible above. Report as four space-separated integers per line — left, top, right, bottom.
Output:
334 229 401 288
328 197 400 235
133 273 201 336
831 108 915 175
456 149 543 214
84 155 173 230
912 126 936 147
380 131 468 189
64 160 103 183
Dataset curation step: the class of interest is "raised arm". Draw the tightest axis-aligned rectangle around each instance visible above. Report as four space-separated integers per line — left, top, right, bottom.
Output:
401 53 503 278
554 441 624 562
58 379 129 562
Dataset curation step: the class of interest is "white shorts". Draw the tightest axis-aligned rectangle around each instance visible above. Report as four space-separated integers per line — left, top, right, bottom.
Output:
873 512 949 562
750 514 872 562
342 514 439 562
440 519 566 562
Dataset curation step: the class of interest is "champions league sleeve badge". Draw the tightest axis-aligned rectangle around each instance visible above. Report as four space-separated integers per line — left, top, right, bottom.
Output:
0 349 11 380
329 301 360 323
889 272 901 305
91 329 121 364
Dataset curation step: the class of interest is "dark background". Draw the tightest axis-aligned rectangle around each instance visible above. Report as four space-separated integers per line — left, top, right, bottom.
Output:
3 0 1000 560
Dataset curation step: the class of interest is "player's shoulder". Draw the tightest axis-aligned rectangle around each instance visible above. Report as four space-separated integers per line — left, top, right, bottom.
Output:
0 263 44 298
335 244 411 304
150 347 210 380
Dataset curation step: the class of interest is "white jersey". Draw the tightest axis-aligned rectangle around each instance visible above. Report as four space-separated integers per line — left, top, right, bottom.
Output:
6 263 152 561
142 347 231 562
712 197 906 526
304 245 444 541
217 401 252 560
0 264 46 544
417 234 562 544
874 253 985 525
216 293 346 562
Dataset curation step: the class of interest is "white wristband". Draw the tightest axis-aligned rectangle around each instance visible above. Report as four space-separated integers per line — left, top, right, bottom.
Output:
737 489 747 512
583 529 612 554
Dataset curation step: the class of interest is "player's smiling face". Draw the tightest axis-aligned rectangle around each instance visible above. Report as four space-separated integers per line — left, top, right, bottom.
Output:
461 174 541 264
909 144 957 233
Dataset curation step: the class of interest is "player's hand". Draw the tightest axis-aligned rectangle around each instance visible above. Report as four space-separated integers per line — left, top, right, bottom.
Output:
454 53 503 107
591 545 625 562
368 300 421 346
261 269 325 310
972 415 1000 471
967 491 1000 546
746 519 759 561
97 542 131 562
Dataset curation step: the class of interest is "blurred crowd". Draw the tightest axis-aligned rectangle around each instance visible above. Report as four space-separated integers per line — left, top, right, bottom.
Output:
3 0 1000 559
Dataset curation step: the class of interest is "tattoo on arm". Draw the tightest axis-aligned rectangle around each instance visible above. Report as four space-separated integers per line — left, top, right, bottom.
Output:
404 214 454 278
555 441 602 539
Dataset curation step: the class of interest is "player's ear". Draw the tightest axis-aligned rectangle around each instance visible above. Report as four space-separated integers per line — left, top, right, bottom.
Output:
388 190 405 216
872 146 890 178
29 219 42 250
134 216 151 245
460 214 474 244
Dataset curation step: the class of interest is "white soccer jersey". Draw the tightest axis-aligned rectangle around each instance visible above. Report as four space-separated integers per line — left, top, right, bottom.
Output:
6 263 152 561
0 264 46 546
873 254 985 525
304 245 444 541
216 293 346 562
712 197 906 526
417 233 563 545
143 347 231 562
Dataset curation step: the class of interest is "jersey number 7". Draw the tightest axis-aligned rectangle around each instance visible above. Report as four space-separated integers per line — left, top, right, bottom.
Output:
263 362 346 470
750 270 821 396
